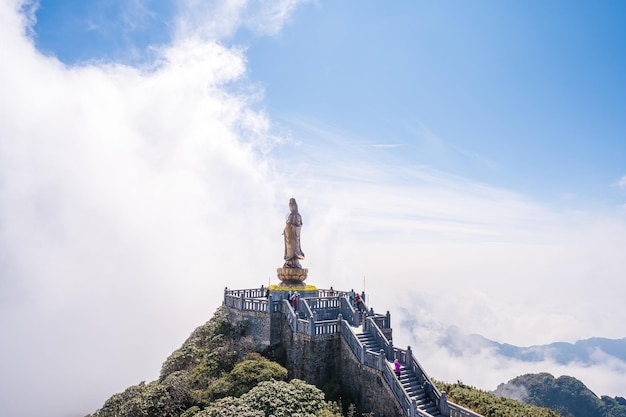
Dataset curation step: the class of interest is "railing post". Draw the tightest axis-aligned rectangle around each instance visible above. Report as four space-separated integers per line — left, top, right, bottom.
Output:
424 379 433 402
309 314 315 336
240 293 244 309
378 349 385 370
268 295 273 312
410 399 416 417
386 310 391 328
407 345 413 363
439 391 449 416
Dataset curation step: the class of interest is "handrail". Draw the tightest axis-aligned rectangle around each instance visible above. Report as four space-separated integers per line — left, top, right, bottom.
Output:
313 318 339 336
300 298 314 319
340 296 360 326
369 311 391 329
339 318 365 362
365 316 393 360
447 402 483 417
317 288 348 298
281 299 298 333
224 287 266 298
307 296 341 311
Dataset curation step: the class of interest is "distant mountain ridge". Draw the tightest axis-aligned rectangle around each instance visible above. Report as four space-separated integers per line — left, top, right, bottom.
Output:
494 373 626 417
437 325 626 366
485 337 626 365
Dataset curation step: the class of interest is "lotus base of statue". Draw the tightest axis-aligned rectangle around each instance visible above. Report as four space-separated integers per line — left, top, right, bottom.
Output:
277 267 308 285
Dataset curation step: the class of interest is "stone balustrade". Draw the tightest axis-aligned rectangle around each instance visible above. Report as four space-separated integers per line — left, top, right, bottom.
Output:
224 287 484 417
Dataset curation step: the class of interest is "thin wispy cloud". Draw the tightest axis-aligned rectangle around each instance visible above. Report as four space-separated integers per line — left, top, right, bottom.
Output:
372 143 404 148
404 121 498 172
174 0 306 40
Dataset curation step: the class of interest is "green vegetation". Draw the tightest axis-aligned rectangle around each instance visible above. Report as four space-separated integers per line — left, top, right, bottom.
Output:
494 373 626 417
206 354 288 399
435 380 562 417
87 306 342 417
199 379 330 417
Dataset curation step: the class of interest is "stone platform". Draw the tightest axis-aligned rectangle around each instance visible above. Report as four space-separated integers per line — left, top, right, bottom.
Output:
267 281 318 301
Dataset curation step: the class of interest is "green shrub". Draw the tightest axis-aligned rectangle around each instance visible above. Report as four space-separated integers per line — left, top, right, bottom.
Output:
436 380 561 417
228 355 288 394
197 397 263 417
240 379 326 417
180 406 201 417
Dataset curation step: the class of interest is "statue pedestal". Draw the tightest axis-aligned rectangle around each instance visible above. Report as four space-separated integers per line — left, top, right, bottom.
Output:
269 268 317 300
277 267 308 285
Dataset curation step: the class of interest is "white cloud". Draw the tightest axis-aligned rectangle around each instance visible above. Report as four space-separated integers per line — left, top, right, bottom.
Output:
618 175 626 189
395 306 626 398
174 0 306 40
0 2 293 416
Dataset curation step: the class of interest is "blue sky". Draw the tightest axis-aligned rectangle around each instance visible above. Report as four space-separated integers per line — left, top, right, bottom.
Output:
242 0 626 202
2 1 626 416
33 0 626 202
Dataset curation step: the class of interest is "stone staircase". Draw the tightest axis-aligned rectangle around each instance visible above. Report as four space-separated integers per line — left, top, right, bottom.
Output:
356 330 379 352
396 365 442 417
355 329 441 417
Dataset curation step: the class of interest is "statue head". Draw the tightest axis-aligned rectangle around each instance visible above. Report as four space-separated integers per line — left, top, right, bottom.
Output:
289 198 298 212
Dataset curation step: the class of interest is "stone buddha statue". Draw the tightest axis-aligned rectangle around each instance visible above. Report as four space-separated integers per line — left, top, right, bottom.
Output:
283 198 305 268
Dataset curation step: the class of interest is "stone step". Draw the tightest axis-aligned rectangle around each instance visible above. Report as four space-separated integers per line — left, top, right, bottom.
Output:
401 381 421 391
399 374 419 383
408 391 427 401
423 404 440 416
402 380 422 388
391 364 443 417
355 333 381 352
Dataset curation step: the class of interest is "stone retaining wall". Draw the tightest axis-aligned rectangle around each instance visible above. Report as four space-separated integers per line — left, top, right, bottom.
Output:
224 304 403 417
278 313 340 387
337 335 405 417
225 306 272 352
